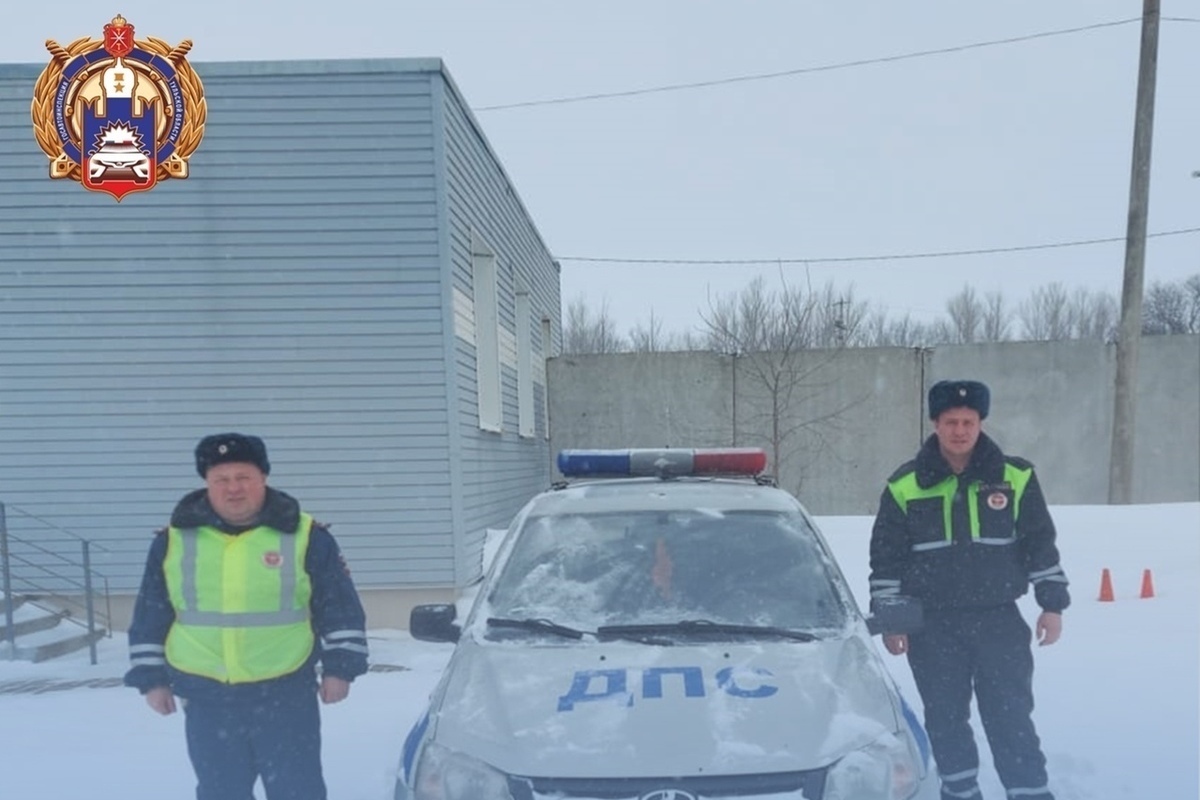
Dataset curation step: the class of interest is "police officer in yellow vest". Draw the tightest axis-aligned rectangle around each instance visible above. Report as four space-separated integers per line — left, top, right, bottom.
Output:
869 381 1069 800
124 433 369 800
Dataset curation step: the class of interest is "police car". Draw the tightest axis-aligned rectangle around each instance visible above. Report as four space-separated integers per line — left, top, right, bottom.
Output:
396 448 935 800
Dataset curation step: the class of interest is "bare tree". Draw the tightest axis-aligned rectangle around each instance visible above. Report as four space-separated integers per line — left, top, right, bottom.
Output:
981 291 1012 342
628 311 702 352
860 309 934 347
813 283 871 347
628 309 665 352
563 296 627 354
1011 283 1118 341
1067 287 1119 341
859 309 893 347
703 278 869 352
1143 274 1200 334
945 285 984 343
1187 275 1200 332
1018 283 1073 340
861 286 1006 347
927 318 958 346
700 277 865 492
703 276 789 354
673 328 709 351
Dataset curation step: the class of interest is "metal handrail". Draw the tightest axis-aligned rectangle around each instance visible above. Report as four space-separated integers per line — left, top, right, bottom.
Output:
1 502 112 665
3 534 106 564
1 505 111 554
4 552 93 592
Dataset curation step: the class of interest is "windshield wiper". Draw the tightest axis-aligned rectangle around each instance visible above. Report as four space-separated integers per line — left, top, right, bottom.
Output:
596 619 819 642
486 617 589 640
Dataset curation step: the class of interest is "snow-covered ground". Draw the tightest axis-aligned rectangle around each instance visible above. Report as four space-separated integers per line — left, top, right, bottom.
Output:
1 503 1196 799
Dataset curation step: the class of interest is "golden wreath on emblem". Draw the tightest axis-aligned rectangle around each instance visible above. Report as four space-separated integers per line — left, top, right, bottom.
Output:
31 15 206 201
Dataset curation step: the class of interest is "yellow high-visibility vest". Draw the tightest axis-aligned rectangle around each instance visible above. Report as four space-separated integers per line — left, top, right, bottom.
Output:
163 513 315 683
887 462 1034 549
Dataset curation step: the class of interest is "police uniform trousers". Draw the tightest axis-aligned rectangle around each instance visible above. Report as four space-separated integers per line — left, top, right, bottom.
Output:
183 681 326 800
906 602 1053 800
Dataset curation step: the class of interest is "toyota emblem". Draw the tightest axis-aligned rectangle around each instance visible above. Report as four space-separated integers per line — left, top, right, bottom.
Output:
639 791 697 800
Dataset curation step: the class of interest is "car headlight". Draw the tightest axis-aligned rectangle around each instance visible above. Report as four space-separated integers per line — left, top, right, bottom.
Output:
412 741 513 800
824 732 922 800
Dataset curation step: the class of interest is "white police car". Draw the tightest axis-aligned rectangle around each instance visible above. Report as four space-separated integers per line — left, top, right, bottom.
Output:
396 448 934 800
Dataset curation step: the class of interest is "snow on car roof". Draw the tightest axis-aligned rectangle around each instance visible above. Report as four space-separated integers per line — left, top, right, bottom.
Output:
527 476 804 517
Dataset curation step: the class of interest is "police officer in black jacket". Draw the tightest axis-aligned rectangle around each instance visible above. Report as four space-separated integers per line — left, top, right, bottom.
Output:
869 380 1069 800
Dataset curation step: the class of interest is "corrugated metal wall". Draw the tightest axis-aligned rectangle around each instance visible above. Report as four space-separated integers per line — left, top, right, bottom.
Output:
438 71 559 586
0 57 557 593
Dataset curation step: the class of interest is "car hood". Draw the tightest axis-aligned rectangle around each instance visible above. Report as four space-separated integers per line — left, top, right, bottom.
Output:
429 632 900 778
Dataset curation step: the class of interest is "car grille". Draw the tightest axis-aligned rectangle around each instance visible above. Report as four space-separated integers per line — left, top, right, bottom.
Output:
510 768 827 799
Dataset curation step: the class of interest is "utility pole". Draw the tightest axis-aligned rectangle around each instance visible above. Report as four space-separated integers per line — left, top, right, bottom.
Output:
1109 0 1160 504
833 297 848 345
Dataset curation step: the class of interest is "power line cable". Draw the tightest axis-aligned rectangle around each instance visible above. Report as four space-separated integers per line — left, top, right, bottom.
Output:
478 18 1147 111
554 226 1200 265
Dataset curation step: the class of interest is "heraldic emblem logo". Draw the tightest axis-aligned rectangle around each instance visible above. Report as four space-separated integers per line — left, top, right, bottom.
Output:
31 15 206 201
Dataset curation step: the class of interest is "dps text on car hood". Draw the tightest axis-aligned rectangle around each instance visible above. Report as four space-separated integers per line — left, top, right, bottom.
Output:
426 631 902 779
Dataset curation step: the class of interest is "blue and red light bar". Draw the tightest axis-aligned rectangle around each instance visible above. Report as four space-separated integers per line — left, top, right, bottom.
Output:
557 448 768 478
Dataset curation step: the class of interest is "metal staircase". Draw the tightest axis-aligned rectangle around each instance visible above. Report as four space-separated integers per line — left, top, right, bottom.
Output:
1 502 111 664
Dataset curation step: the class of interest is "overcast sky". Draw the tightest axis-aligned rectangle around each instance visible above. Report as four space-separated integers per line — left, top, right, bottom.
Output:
11 1 1199 335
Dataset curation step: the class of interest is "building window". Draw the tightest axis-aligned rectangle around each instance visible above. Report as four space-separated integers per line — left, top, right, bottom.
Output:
540 315 553 440
516 289 534 438
472 238 502 433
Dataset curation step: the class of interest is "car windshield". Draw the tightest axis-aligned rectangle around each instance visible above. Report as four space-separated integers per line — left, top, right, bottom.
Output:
483 508 847 635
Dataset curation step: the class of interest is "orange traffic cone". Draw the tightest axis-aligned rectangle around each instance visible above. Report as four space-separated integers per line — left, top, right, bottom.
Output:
1098 568 1115 602
1140 568 1155 599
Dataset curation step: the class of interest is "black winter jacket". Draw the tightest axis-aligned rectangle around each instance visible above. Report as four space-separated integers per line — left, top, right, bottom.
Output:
123 487 369 701
869 432 1070 614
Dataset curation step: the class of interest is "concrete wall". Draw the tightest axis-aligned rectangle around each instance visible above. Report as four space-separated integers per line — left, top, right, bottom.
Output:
548 351 736 451
548 335 1200 514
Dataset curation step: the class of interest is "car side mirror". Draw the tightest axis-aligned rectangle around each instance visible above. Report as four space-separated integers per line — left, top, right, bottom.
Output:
866 595 924 637
410 603 461 643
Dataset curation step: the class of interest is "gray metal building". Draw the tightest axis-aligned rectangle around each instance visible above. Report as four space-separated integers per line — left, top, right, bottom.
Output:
0 58 560 628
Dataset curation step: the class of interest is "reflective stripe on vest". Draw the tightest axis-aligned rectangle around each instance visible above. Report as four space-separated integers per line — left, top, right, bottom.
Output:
164 513 314 683
888 463 1033 550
